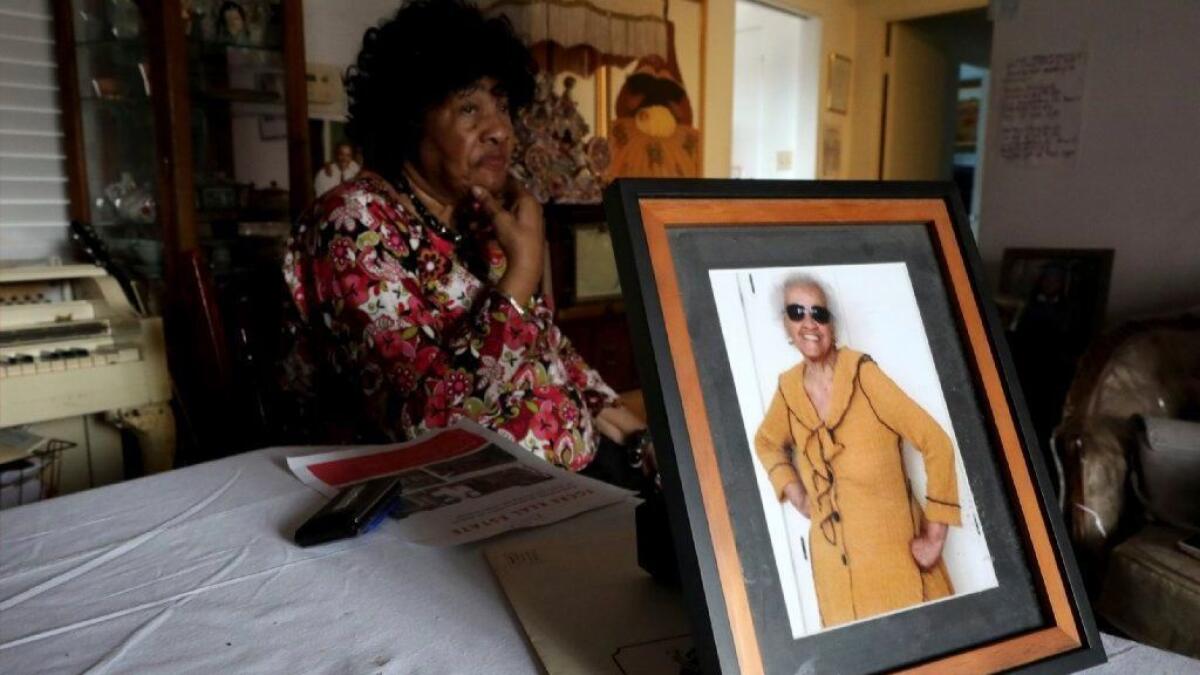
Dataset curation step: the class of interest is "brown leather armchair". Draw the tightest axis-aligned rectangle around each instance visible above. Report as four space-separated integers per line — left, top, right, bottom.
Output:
1054 314 1200 658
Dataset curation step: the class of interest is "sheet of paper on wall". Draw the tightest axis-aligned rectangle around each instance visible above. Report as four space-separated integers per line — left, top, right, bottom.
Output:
998 51 1088 165
485 530 697 675
574 224 623 300
286 421 636 546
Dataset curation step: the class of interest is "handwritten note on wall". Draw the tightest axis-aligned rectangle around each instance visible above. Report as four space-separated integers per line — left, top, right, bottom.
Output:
998 52 1087 164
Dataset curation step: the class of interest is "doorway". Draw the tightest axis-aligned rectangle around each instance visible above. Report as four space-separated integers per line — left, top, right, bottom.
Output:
880 9 992 231
731 0 823 179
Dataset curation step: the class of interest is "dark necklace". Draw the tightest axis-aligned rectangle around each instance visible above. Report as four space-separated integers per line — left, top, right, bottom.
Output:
394 172 464 247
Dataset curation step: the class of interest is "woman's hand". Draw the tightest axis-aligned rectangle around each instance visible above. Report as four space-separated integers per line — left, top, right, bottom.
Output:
472 181 544 305
783 481 810 518
596 407 658 477
910 520 949 571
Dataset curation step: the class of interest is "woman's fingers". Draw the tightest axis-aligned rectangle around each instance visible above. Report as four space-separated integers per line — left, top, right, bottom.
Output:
475 181 545 297
783 481 810 517
471 185 511 223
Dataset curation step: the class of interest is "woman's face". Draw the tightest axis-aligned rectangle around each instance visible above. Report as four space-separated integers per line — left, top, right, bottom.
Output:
416 77 514 200
784 283 835 362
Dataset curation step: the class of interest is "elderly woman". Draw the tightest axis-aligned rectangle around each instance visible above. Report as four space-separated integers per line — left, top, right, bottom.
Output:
281 0 648 483
754 275 962 628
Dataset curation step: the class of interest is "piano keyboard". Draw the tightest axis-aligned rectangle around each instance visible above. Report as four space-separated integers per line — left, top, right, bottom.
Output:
0 262 171 428
0 345 142 378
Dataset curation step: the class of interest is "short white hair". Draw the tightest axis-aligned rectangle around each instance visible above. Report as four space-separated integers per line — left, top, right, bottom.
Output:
778 272 839 342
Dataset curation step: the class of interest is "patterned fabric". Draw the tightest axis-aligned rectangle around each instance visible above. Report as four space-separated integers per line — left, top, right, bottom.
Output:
281 173 618 470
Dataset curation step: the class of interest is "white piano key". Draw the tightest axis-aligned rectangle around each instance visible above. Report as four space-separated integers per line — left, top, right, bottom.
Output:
0 264 171 427
116 347 140 363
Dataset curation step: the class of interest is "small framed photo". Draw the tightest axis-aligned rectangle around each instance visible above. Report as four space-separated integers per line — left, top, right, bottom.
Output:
996 247 1113 340
826 54 852 114
545 203 623 307
603 180 1105 674
819 125 842 179
255 71 285 99
258 114 287 141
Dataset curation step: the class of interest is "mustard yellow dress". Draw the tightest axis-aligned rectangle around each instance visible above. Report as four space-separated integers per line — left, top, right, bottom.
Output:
754 349 962 628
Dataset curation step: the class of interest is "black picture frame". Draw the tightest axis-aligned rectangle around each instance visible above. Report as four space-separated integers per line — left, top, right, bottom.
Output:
603 179 1105 674
996 247 1114 342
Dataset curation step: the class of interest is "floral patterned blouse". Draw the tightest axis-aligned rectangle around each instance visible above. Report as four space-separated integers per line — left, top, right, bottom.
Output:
281 173 618 470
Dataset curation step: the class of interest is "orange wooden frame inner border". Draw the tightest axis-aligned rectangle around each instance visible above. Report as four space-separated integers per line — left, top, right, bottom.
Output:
637 198 1082 675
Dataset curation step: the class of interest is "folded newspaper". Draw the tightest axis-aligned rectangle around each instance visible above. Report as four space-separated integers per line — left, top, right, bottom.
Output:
287 421 637 546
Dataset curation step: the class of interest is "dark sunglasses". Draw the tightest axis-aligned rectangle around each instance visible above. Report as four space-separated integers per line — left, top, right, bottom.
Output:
784 304 832 324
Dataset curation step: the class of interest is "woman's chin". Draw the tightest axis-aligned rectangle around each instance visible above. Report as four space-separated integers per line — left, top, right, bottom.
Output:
470 167 509 194
798 344 833 362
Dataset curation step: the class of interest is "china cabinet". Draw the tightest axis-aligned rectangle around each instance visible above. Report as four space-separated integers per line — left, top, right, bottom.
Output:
51 0 310 459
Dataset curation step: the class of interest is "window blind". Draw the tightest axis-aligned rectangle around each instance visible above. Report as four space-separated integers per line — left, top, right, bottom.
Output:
0 0 69 261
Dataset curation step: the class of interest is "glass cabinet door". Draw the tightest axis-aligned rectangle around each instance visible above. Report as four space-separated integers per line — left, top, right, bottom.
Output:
58 0 308 453
69 0 165 308
185 0 292 278
186 0 295 434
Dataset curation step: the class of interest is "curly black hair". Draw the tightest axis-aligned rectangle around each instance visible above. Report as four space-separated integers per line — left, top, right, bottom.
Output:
344 0 537 183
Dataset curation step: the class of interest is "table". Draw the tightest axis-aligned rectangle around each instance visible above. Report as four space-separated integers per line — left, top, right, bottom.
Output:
1 447 1195 674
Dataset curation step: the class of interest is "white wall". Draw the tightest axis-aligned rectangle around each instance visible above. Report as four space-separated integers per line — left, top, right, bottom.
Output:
731 1 822 179
977 0 1200 320
704 0 859 178
303 0 400 69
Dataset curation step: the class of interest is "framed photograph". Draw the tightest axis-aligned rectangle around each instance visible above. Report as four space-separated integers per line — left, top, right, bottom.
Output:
826 54 852 114
603 180 1105 674
995 247 1114 455
254 71 285 99
545 203 623 307
956 77 985 153
819 125 842 179
258 114 287 141
996 248 1113 340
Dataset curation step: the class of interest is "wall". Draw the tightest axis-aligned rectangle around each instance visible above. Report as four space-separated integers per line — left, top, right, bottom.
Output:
303 0 400 72
703 0 856 178
976 0 1200 319
731 1 822 179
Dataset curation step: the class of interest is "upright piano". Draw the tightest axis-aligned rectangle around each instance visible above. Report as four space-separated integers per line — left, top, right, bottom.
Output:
0 262 174 487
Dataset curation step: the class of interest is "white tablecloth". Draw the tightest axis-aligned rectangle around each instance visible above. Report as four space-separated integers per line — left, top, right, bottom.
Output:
0 448 1195 674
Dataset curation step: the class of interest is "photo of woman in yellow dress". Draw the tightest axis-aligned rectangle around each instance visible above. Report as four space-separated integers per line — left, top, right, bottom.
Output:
753 274 963 628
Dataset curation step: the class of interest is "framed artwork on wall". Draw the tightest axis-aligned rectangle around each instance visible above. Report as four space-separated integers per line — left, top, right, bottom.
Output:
826 53 852 114
602 179 1105 674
